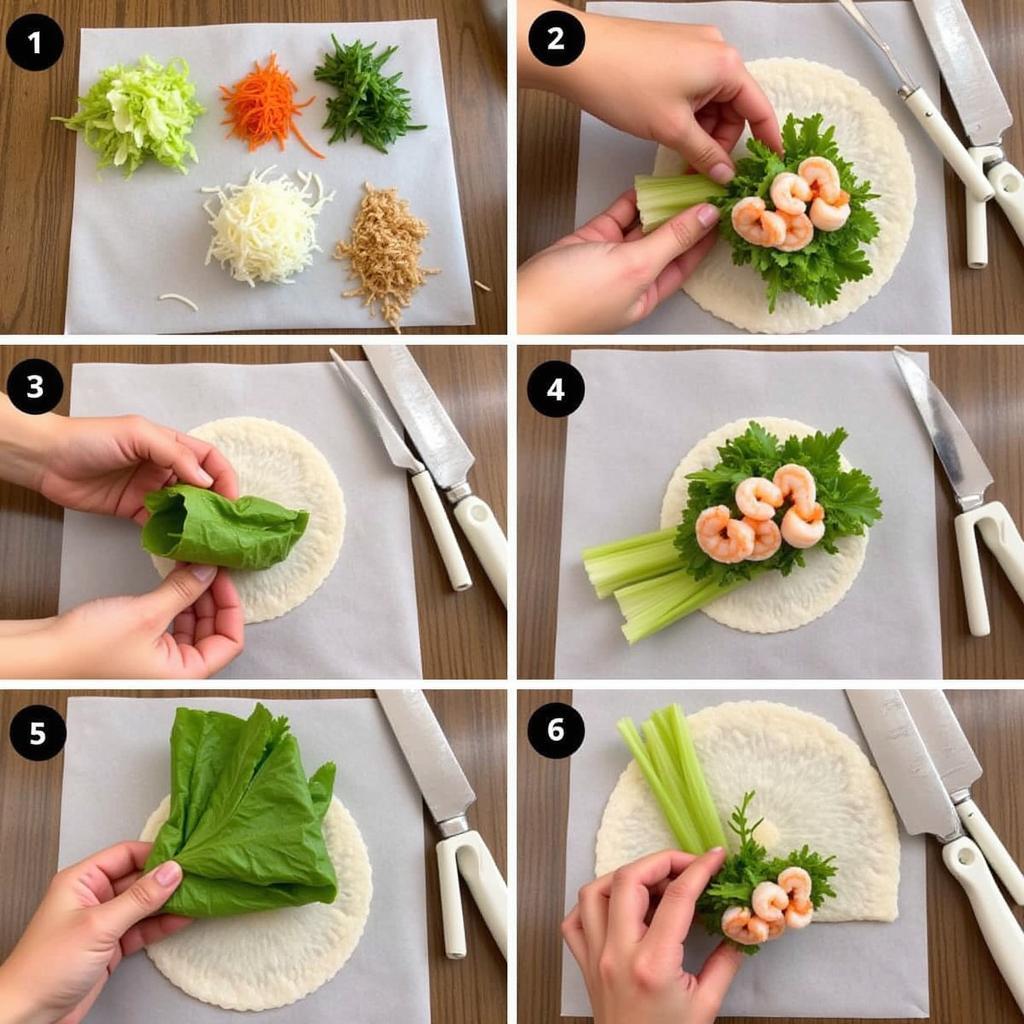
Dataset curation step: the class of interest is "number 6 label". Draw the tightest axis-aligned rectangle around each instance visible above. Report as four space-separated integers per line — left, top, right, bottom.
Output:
9 705 67 761
527 11 585 67
528 702 584 759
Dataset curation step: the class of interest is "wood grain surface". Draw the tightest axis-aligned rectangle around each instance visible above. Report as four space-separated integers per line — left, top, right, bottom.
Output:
0 687 507 1024
0 0 506 334
516 344 1024 679
0 344 507 679
517 0 1024 333
517 687 1024 1024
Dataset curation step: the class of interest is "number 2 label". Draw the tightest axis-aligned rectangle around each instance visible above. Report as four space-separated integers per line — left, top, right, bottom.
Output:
547 26 564 50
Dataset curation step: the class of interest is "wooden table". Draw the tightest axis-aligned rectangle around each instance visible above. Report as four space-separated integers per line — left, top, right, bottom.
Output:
0 688 507 1024
517 0 1024 333
517 687 1024 1024
0 344 507 679
0 0 506 334
517 344 1024 678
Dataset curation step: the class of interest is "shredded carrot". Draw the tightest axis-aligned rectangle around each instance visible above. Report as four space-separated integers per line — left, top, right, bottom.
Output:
220 52 324 159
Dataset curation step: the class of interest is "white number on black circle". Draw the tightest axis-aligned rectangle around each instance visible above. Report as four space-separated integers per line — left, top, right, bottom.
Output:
547 377 565 401
548 717 565 742
30 721 46 745
547 26 565 49
27 30 41 54
26 374 44 399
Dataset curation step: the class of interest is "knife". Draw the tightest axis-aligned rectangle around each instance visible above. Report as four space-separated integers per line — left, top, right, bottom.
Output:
847 690 1024 1012
329 350 472 593
836 0 994 204
893 346 1024 636
364 345 508 606
376 689 507 960
910 0 1024 267
901 689 1024 904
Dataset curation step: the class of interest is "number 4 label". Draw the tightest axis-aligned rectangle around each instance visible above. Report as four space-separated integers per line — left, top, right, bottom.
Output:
547 377 564 402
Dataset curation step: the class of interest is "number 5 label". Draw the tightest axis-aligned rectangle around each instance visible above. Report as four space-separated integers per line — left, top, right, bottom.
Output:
9 705 66 761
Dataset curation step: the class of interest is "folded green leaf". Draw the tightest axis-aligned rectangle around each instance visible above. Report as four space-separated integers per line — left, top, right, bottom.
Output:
145 704 338 917
141 484 309 570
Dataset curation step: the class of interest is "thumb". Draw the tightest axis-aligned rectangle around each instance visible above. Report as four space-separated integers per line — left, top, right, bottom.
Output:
632 203 720 274
94 861 183 938
141 564 218 624
664 113 736 184
696 939 745 1015
128 420 215 489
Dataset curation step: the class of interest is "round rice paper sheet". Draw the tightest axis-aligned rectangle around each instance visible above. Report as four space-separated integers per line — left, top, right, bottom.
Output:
661 416 868 633
652 58 915 333
596 701 900 922
152 416 345 623
140 794 372 1010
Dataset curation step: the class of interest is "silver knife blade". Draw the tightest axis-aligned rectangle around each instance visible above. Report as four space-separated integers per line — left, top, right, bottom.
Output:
363 346 474 493
329 349 424 476
893 347 993 510
902 689 982 800
376 689 476 838
837 0 918 93
847 690 962 841
910 0 1013 147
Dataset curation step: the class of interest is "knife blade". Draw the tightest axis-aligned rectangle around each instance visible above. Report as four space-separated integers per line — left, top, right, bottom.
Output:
376 689 508 960
329 350 471 593
364 345 508 606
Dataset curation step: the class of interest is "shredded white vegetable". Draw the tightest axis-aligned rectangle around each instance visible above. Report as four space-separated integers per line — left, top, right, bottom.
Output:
157 292 199 311
202 167 335 287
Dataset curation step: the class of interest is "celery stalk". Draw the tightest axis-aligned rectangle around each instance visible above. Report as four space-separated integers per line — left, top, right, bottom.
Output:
635 174 729 232
582 527 680 598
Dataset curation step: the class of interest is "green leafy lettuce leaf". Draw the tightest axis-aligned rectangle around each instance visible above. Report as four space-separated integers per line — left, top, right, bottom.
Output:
141 484 309 570
144 704 338 917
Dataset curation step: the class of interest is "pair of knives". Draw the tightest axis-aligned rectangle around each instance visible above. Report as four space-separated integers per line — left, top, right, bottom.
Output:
330 346 508 606
847 690 1024 1011
838 0 1024 267
893 347 1024 636
376 689 508 960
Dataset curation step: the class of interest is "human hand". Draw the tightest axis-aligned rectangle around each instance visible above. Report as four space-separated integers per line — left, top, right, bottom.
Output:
518 189 719 333
0 842 189 1024
562 848 743 1024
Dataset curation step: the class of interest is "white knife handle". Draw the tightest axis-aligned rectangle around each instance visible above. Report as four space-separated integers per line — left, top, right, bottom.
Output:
955 506 991 637
454 496 507 607
976 501 1024 602
905 89 995 203
436 831 508 960
988 159 1024 250
411 470 472 592
943 837 1024 1013
967 147 994 269
957 798 1024 906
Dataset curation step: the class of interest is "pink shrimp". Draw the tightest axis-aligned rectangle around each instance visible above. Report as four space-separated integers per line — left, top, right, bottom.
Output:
695 506 755 564
798 156 842 203
809 195 851 232
769 171 812 215
781 503 825 549
731 196 788 248
778 866 814 928
751 881 789 922
743 515 782 561
775 211 814 252
721 906 770 945
772 464 817 516
735 476 783 520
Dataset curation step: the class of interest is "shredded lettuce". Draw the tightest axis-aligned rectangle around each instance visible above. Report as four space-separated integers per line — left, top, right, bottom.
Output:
54 55 204 178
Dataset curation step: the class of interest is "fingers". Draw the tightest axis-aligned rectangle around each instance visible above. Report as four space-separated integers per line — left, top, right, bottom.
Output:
643 847 726 955
141 564 218 626
120 912 193 957
124 420 217 490
91 860 183 941
569 189 640 245
176 434 239 500
632 203 720 276
725 74 783 154
65 841 154 902
169 570 245 678
649 231 718 306
662 110 737 184
696 939 745 1015
606 849 699 947
560 905 589 968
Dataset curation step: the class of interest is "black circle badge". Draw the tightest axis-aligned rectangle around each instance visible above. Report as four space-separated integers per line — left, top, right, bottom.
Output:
528 702 584 759
528 11 586 68
6 358 64 414
9 705 67 762
6 14 64 72
527 359 584 418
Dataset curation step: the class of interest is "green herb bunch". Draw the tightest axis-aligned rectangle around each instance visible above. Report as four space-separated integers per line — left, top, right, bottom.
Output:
314 36 425 154
675 421 883 586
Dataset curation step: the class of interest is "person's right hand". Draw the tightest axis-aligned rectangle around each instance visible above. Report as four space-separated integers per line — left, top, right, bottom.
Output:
562 848 743 1024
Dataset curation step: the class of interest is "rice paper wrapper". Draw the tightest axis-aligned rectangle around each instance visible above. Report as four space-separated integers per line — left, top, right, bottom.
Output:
58 361 422 679
553 348 942 679
63 22 473 333
575 1 950 334
560 689 929 1018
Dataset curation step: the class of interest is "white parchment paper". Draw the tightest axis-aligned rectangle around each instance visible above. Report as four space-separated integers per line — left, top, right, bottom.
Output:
58 696 430 1024
64 22 474 333
573 1 951 334
553 349 943 679
58 361 422 679
560 689 929 1018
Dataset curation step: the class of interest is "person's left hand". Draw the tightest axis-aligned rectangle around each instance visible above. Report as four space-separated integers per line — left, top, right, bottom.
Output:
518 190 720 334
37 414 238 522
0 843 190 1024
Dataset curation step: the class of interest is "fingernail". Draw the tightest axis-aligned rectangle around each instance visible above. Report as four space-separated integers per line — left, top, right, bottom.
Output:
696 204 720 228
153 861 182 886
709 846 724 853
708 162 734 185
195 469 214 487
189 564 217 583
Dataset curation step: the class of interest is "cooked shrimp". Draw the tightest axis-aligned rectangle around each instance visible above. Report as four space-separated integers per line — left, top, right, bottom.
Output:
731 196 788 248
775 211 814 252
785 900 814 929
721 906 770 945
765 917 787 940
809 196 851 232
769 171 812 215
743 515 782 561
735 476 783 520
781 503 825 549
695 506 755 564
772 464 817 515
778 866 812 904
798 156 842 203
751 881 789 922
